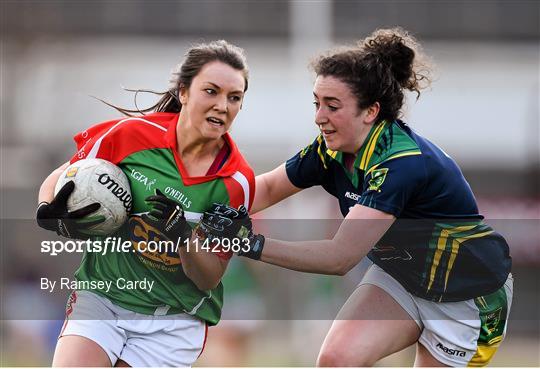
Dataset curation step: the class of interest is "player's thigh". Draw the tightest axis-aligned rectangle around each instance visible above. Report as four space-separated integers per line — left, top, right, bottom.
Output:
55 291 126 366
53 335 112 367
117 314 207 367
414 341 450 367
317 283 421 367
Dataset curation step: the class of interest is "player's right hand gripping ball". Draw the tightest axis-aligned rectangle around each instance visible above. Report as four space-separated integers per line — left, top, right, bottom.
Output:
36 181 105 239
142 189 192 244
199 204 265 260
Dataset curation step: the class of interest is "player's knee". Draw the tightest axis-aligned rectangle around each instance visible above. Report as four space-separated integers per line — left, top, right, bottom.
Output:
317 345 377 367
316 349 342 367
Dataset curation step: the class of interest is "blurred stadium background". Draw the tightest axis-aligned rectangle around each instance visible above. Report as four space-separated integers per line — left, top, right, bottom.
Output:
1 0 539 366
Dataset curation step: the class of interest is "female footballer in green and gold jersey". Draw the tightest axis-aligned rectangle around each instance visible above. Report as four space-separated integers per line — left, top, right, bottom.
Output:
201 29 512 367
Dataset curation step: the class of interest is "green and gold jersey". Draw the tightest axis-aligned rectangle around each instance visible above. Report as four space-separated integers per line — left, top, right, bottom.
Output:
286 120 511 302
68 112 254 324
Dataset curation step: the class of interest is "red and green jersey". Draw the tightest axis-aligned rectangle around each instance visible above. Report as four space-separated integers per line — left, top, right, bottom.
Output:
68 112 255 325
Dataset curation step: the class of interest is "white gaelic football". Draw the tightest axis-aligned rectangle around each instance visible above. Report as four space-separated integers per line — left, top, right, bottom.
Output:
54 158 132 235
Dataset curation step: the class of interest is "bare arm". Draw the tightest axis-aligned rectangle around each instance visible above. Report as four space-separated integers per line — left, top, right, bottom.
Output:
259 205 395 275
179 237 229 291
252 164 303 214
182 164 301 286
38 161 70 204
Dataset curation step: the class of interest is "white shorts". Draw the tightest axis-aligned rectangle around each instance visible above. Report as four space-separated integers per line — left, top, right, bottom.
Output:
59 290 207 367
359 264 513 367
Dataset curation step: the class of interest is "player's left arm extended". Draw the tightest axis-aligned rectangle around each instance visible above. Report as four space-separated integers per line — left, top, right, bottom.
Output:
259 205 395 275
200 203 395 275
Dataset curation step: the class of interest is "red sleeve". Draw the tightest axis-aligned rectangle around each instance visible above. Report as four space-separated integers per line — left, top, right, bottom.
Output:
222 163 255 211
216 162 255 261
69 116 169 165
246 167 255 211
70 119 119 164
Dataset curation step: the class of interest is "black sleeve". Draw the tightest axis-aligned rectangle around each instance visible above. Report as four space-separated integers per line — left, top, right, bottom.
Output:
357 155 425 217
285 135 329 189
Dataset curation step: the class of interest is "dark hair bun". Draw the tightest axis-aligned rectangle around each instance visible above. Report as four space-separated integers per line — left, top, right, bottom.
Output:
311 27 432 123
364 31 415 88
362 28 426 92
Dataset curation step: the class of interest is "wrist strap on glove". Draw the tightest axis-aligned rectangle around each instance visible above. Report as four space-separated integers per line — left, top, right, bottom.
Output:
238 234 265 260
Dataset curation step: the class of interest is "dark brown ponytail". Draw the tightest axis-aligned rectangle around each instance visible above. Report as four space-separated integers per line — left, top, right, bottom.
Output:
100 40 249 116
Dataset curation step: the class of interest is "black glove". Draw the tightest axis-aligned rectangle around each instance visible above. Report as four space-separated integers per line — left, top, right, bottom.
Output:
36 181 105 239
199 203 265 260
142 188 192 244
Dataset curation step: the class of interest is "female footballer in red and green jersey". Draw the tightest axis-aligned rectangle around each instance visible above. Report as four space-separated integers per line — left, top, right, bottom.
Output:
201 29 512 367
36 41 254 367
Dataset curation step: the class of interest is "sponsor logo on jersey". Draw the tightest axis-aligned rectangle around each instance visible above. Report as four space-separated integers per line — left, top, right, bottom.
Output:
129 216 181 268
65 166 79 178
164 186 192 209
130 169 157 191
368 168 388 192
97 173 133 211
436 342 466 357
344 191 360 201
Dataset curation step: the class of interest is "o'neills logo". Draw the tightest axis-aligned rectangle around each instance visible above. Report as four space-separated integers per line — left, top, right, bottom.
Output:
436 343 466 357
97 173 133 211
164 186 192 209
